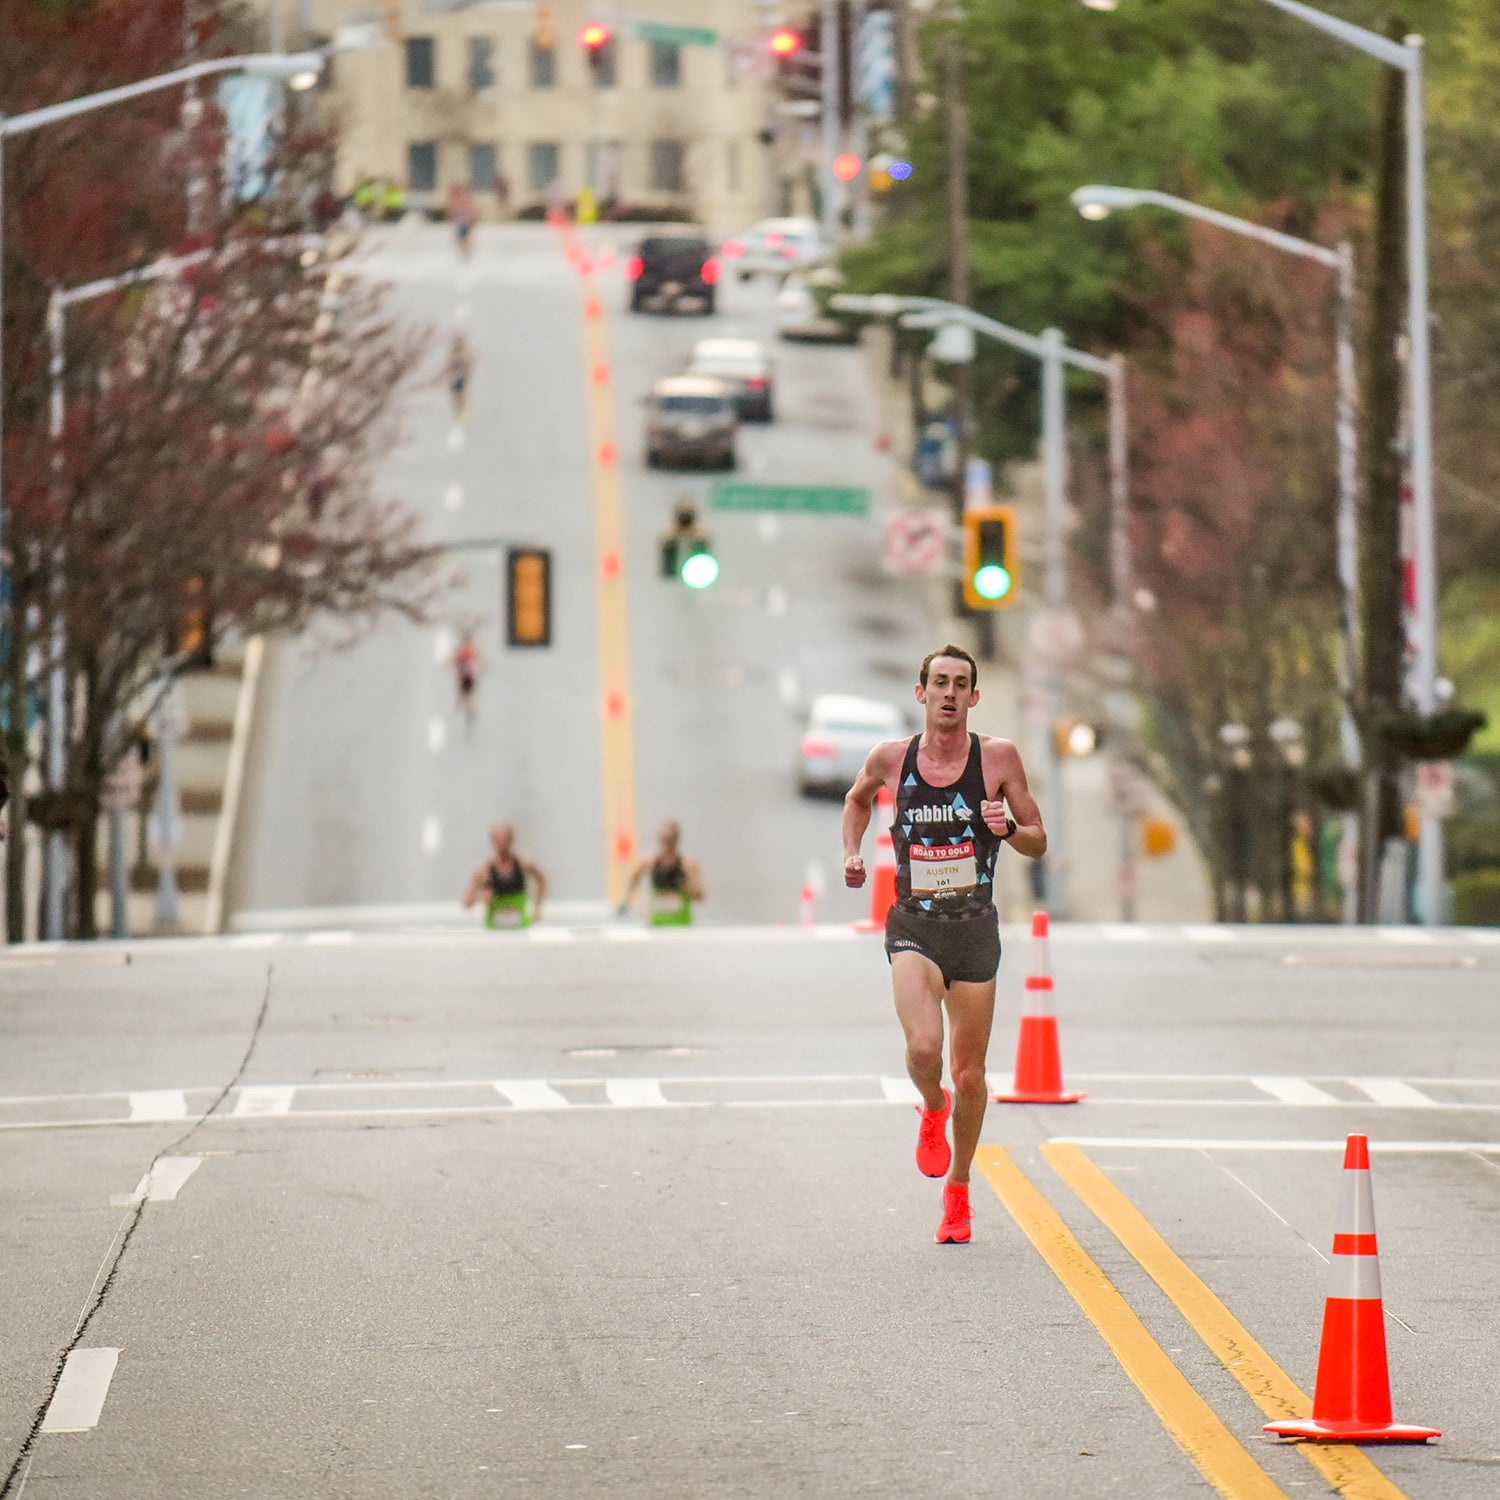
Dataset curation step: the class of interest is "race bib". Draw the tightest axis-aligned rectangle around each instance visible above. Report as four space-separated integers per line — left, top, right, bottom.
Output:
910 842 977 900
652 889 687 915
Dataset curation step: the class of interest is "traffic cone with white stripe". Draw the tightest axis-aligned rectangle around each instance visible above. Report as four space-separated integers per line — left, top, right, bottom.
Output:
1264 1135 1440 1443
855 787 898 932
990 912 1085 1104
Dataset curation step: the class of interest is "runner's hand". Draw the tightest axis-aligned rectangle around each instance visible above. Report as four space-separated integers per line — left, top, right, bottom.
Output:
844 856 866 889
981 800 1011 837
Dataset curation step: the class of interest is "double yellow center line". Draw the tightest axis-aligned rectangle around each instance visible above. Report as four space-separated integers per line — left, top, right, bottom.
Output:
975 1145 1412 1500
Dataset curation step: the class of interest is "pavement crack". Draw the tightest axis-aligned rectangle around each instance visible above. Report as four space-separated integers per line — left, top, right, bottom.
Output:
1 965 278 1500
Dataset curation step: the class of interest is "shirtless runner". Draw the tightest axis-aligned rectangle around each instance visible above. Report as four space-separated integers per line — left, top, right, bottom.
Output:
843 644 1046 1245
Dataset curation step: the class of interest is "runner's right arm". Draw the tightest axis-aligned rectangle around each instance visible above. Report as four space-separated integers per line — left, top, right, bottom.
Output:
524 860 549 920
842 741 899 888
462 863 488 908
616 861 643 916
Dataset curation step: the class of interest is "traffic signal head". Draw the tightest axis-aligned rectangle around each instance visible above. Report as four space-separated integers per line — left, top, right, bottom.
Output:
507 547 553 646
963 505 1019 610
832 153 862 182
769 27 802 58
579 21 609 48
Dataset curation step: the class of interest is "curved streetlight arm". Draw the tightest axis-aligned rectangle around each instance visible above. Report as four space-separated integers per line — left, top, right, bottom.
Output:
1257 0 1409 69
0 53 325 137
1072 184 1340 268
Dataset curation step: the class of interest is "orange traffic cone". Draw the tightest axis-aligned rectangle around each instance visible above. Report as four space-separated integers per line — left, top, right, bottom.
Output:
990 912 1085 1104
1264 1135 1440 1443
854 788 899 932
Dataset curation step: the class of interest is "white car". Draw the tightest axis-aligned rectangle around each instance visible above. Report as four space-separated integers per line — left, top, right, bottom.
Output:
775 270 858 344
721 217 831 279
687 337 775 422
798 694 907 797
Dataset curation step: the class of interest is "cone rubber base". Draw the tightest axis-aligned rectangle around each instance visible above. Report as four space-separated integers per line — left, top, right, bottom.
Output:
1264 1418 1440 1443
989 1089 1086 1105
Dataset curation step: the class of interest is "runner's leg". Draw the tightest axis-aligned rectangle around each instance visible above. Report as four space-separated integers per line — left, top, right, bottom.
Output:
942 978 996 1185
890 952 947 1112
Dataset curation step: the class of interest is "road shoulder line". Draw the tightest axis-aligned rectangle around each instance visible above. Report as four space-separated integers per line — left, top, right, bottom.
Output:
973 1145 1289 1500
1041 1142 1411 1500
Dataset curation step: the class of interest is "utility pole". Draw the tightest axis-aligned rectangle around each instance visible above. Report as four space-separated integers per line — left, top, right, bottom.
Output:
942 29 972 620
819 0 842 243
1358 34 1407 923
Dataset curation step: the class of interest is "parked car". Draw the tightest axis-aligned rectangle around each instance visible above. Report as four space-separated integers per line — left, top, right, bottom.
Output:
627 234 719 314
686 337 774 422
720 217 830 280
643 376 737 470
798 694 906 797
775 269 859 344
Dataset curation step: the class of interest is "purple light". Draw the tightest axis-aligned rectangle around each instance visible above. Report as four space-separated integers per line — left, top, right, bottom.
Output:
888 160 913 182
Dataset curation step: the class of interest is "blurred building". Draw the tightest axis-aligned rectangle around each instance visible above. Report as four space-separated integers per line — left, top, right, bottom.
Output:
262 1 778 229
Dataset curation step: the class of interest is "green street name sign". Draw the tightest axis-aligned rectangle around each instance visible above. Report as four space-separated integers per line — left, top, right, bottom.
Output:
631 21 719 47
710 482 870 516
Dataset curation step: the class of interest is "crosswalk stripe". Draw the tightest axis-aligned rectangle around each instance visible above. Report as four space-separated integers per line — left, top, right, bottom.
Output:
1249 1076 1340 1106
605 1079 667 1108
879 1076 921 1104
493 1080 569 1110
1349 1077 1436 1108
127 1090 189 1122
233 1085 296 1117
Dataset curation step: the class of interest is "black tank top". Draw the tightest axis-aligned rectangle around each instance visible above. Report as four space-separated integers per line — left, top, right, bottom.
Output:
486 859 526 899
651 855 686 892
892 734 999 919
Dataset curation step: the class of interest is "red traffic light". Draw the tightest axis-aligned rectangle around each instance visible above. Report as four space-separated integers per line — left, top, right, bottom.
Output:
579 21 610 48
832 153 862 182
769 27 801 57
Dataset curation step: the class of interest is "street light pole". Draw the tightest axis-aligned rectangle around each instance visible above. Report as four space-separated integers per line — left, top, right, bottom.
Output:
819 0 841 243
1040 329 1069 918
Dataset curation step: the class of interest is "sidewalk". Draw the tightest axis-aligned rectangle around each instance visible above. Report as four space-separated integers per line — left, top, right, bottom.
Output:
863 329 1211 923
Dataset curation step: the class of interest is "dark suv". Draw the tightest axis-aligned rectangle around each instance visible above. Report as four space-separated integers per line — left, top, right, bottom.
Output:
627 234 719 315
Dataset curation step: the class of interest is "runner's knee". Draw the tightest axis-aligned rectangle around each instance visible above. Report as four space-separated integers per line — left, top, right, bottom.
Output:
907 1036 943 1075
951 1058 988 1100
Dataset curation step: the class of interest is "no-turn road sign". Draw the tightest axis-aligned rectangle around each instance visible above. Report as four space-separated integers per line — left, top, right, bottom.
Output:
882 509 949 575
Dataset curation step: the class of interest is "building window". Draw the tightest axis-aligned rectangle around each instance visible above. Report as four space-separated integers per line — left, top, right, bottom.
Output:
650 41 681 88
585 141 621 196
408 141 438 191
468 142 498 190
468 37 495 91
586 38 617 88
726 140 740 194
649 140 684 193
405 36 435 90
528 142 560 192
529 39 556 88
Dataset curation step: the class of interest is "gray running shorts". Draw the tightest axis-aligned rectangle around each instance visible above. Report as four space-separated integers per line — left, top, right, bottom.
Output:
884 903 1001 988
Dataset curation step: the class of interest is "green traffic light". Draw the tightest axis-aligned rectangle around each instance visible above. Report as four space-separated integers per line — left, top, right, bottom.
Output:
680 550 719 589
973 563 1011 600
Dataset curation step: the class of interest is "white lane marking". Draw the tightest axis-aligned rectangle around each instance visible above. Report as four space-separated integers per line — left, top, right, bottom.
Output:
128 1091 188 1122
605 927 650 942
428 716 447 753
758 515 780 542
494 1080 570 1110
233 1086 296 1118
526 927 576 943
777 669 798 706
1097 923 1151 941
448 425 466 451
606 1079 668 1108
1350 1077 1436 1108
1055 1137 1500 1154
121 1156 203 1204
41 1348 121 1433
306 931 354 947
444 481 463 511
422 816 442 854
1250 1076 1340 1106
1377 927 1435 944
811 926 857 940
880 1076 921 1104
1182 925 1232 942
434 626 455 664
766 585 788 617
228 933 280 949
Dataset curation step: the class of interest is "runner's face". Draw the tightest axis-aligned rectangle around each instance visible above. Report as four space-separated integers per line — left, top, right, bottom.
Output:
917 658 977 730
491 826 513 858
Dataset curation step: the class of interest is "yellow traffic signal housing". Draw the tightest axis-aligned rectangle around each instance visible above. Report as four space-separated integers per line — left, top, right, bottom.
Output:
962 504 1019 610
506 547 552 647
534 2 556 50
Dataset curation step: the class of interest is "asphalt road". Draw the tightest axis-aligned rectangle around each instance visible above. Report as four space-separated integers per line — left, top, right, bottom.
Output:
230 222 929 930
4 922 1499 1497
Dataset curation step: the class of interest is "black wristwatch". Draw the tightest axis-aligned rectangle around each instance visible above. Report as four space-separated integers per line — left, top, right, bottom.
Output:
1000 815 1017 841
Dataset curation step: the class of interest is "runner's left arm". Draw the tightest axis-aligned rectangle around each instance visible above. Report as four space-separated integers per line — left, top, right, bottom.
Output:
524 860 548 920
682 858 705 904
983 740 1047 859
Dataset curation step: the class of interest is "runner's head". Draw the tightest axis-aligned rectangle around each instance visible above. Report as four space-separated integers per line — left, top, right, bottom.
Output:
489 822 514 856
916 645 979 730
658 818 681 852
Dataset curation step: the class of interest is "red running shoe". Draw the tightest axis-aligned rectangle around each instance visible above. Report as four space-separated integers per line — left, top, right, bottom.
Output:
935 1181 971 1245
915 1088 953 1178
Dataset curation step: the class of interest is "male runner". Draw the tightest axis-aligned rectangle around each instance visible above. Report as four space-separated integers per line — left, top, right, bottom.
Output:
463 823 548 928
843 645 1046 1245
619 819 704 926
453 630 481 727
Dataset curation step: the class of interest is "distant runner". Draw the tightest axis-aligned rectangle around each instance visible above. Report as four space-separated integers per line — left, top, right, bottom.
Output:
464 824 548 929
619 820 704 926
453 630 480 727
448 333 474 422
843 644 1045 1245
